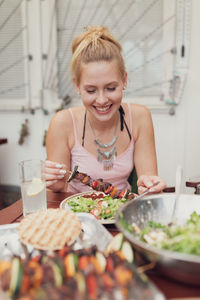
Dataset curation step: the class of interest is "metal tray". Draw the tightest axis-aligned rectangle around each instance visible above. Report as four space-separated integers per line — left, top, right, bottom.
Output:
0 213 113 258
0 214 166 300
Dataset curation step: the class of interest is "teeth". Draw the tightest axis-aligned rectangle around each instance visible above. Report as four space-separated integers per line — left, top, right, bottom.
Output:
95 106 110 112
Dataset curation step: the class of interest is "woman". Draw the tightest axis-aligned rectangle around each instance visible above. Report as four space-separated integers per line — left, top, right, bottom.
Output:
45 26 166 194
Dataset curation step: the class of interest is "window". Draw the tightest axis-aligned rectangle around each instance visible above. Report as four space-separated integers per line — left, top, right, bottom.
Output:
52 0 191 111
0 0 30 110
0 0 191 112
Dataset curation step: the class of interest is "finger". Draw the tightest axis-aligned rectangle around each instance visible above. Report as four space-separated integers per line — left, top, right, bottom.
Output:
151 181 166 193
138 186 146 194
45 160 65 169
45 166 67 176
46 180 58 187
44 173 65 181
137 175 153 189
137 175 146 186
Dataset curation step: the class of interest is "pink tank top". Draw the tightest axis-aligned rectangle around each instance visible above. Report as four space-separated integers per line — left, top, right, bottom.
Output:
68 104 134 193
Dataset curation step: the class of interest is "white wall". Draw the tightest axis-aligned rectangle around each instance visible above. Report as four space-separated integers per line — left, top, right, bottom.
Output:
153 0 200 192
0 0 200 193
0 111 49 185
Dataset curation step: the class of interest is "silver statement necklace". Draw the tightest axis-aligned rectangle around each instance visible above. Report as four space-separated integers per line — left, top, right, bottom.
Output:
87 112 118 171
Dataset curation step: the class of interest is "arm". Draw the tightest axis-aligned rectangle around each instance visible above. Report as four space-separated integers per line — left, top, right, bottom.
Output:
45 110 72 192
132 104 166 194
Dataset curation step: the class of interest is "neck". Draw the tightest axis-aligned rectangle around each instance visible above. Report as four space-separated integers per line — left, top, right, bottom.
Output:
87 111 119 133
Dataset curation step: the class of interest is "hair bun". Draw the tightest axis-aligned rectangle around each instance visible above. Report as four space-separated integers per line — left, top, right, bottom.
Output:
84 26 110 45
70 25 125 82
85 26 108 38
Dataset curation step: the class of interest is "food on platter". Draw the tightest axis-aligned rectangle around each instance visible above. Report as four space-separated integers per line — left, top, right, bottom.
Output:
62 192 130 222
105 233 134 263
120 211 200 256
0 242 155 300
18 209 81 251
67 165 136 200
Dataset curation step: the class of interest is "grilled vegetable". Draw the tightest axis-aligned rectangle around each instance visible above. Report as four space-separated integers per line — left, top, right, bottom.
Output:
105 233 124 254
86 273 98 300
114 265 132 286
0 245 145 300
68 165 136 200
121 241 134 263
9 257 23 298
64 253 78 277
96 251 106 273
49 260 63 287
105 233 134 263
78 255 90 271
0 260 11 275
74 272 86 297
28 260 43 289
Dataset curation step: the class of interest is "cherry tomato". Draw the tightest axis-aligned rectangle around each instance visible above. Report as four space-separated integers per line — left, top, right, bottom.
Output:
92 180 98 189
90 208 100 219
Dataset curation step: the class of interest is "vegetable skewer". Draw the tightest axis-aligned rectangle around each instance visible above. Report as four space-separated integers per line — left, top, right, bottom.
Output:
0 242 136 300
67 165 136 200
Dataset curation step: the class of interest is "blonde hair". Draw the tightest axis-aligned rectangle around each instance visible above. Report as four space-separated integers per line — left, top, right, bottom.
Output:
70 26 126 84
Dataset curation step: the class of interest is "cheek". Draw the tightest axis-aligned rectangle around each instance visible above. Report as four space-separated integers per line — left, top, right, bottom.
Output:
110 90 123 102
81 93 94 105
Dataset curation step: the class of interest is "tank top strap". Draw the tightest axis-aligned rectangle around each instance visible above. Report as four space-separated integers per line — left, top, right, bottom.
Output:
127 103 133 135
69 109 78 141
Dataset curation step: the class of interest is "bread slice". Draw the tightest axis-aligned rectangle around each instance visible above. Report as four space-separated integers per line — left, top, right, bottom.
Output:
18 208 81 250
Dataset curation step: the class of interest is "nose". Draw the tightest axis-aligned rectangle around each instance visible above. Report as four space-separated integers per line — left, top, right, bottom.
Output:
96 90 107 105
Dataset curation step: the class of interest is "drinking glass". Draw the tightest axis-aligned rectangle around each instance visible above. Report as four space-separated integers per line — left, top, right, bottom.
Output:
19 159 47 216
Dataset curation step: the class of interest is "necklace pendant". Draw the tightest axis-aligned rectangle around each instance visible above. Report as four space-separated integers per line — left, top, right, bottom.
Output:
95 135 117 149
102 157 115 171
97 147 117 170
97 146 117 160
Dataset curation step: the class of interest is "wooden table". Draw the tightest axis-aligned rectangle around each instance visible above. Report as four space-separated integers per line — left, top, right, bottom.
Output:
0 190 200 299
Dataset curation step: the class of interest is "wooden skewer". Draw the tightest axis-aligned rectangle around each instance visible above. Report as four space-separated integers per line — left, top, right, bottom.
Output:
137 262 156 274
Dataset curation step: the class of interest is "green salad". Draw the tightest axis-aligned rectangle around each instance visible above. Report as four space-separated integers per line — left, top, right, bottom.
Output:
67 192 128 220
120 211 200 255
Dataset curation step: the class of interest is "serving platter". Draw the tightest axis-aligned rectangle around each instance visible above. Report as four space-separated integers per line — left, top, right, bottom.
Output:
0 213 112 260
60 191 129 224
0 215 165 300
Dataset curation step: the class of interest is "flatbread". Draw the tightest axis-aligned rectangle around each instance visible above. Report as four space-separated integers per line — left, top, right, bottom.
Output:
18 208 81 250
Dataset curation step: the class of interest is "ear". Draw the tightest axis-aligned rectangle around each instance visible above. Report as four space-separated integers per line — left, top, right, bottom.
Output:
123 72 127 88
73 78 80 94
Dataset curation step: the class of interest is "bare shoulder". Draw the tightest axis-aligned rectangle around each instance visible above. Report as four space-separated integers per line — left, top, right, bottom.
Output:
128 103 153 140
49 109 70 128
130 103 151 121
49 106 83 130
47 106 84 150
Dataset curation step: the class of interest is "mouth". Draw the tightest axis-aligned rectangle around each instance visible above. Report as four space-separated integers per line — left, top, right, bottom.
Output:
94 104 112 113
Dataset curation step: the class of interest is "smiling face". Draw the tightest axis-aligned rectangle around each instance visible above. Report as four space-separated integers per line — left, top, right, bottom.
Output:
74 60 127 122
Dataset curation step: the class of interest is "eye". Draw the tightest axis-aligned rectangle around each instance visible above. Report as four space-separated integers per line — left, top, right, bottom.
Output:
107 87 116 91
87 89 96 94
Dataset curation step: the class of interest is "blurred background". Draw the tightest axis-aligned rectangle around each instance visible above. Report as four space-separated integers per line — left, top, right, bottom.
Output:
0 0 199 206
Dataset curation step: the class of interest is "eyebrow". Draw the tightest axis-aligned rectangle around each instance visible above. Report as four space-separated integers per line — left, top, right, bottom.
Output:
84 82 119 88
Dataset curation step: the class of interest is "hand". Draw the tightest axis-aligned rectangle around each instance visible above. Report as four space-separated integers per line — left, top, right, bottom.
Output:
137 175 166 195
44 160 68 187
